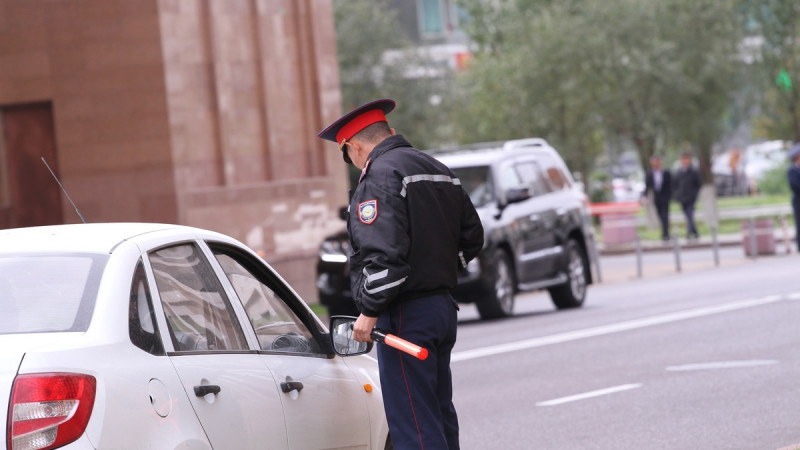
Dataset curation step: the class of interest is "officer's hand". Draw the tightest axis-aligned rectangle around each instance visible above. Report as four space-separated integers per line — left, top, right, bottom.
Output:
353 314 378 343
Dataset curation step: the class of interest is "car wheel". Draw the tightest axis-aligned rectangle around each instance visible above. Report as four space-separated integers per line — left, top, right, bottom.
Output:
476 249 515 319
548 239 587 309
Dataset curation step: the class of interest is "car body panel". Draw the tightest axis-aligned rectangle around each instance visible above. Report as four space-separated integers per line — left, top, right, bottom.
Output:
167 354 288 448
261 354 373 449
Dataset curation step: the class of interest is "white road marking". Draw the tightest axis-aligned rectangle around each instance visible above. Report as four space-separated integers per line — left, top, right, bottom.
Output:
452 295 783 362
536 384 642 407
787 292 800 301
666 360 779 371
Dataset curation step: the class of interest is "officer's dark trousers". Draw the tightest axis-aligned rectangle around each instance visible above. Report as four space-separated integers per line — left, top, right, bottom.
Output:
376 293 459 450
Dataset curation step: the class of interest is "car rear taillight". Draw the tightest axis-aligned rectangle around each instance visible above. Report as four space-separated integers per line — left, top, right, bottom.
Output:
7 373 96 450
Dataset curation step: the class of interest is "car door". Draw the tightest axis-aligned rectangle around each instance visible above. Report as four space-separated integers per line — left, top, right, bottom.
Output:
207 243 373 450
144 241 288 449
501 159 559 281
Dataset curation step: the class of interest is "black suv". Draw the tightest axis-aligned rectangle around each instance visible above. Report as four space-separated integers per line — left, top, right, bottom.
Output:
316 138 599 319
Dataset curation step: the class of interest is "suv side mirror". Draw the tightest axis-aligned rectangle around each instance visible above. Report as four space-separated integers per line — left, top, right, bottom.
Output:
338 206 348 221
329 316 373 356
505 187 531 205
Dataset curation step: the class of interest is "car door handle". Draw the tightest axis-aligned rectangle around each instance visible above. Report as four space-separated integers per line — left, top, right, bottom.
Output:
280 381 304 393
193 385 221 397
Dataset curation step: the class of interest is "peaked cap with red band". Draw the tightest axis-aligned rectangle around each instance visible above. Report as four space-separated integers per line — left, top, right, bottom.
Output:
317 99 396 163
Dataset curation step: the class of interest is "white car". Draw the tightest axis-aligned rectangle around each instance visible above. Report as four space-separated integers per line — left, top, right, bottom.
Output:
0 223 388 450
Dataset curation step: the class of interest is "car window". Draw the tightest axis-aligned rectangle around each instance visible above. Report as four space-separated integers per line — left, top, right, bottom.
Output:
514 161 550 196
129 259 164 355
498 163 524 192
537 153 573 191
451 165 493 207
212 248 321 355
149 244 248 352
0 254 107 335
545 167 570 190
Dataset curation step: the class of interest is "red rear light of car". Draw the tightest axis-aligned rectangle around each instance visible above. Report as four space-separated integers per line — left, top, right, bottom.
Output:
7 373 96 450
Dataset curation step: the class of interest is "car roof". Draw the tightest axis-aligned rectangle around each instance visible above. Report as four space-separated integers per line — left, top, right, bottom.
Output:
427 138 553 168
0 223 220 254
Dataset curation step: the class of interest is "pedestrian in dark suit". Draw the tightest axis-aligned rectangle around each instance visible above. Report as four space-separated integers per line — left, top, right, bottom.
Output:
788 143 800 251
642 155 672 241
672 152 702 239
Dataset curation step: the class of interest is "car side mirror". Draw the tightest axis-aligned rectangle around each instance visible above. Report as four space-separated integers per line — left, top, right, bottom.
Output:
338 206 348 221
495 187 531 220
505 187 531 205
329 316 373 356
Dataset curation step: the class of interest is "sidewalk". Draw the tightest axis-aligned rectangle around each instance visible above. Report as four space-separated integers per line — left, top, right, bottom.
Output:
595 228 797 285
598 227 796 256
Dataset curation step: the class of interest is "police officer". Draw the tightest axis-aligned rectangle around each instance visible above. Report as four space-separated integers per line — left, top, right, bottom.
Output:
318 99 484 450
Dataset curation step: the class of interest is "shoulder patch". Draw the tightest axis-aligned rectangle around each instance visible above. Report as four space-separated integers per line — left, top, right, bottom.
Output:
358 199 378 224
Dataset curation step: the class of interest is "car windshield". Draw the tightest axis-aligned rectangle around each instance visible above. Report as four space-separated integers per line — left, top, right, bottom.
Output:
0 253 108 335
452 166 493 207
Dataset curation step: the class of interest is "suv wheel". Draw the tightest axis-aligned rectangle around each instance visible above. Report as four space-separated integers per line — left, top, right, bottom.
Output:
476 249 515 319
548 239 587 309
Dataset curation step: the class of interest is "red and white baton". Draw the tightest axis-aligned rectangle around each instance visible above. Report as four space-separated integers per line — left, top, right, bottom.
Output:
371 329 428 360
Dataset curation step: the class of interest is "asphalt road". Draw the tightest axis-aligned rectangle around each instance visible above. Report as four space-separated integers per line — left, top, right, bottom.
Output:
451 250 800 449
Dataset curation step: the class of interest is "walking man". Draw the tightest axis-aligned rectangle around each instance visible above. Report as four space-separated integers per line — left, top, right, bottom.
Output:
672 152 702 239
642 155 673 241
317 99 484 449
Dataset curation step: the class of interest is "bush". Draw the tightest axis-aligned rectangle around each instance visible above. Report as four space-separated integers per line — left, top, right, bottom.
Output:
757 162 790 196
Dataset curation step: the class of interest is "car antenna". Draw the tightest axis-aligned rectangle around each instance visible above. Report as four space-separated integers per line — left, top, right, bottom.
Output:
42 157 87 224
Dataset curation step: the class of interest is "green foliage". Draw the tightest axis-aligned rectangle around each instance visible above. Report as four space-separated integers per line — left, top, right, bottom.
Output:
452 0 746 183
744 0 800 142
332 0 456 150
757 161 791 195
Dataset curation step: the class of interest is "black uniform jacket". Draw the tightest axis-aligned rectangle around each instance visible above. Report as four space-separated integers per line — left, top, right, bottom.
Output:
346 134 484 317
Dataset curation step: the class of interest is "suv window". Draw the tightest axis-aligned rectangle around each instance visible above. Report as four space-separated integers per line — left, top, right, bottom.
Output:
498 162 524 192
514 160 550 196
150 244 248 352
536 153 573 191
451 166 493 207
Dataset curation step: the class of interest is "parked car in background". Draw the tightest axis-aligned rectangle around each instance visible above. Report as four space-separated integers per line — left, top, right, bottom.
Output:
1 223 388 450
713 140 791 196
316 138 599 320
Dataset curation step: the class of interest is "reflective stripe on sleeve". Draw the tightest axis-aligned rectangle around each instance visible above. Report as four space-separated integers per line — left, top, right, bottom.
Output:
400 174 461 198
362 267 407 294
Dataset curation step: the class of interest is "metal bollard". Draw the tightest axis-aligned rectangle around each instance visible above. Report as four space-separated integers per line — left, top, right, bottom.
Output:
635 234 643 278
711 226 719 267
672 235 681 273
780 215 792 254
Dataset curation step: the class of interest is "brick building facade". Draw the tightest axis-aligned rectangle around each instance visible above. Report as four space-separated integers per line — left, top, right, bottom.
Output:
0 0 348 301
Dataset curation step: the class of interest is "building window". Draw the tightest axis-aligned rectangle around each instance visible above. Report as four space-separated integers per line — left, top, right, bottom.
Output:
418 0 445 36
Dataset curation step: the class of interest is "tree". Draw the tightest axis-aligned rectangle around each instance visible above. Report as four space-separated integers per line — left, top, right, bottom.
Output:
333 0 457 151
746 0 800 143
453 0 746 183
658 0 746 183
452 0 606 177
